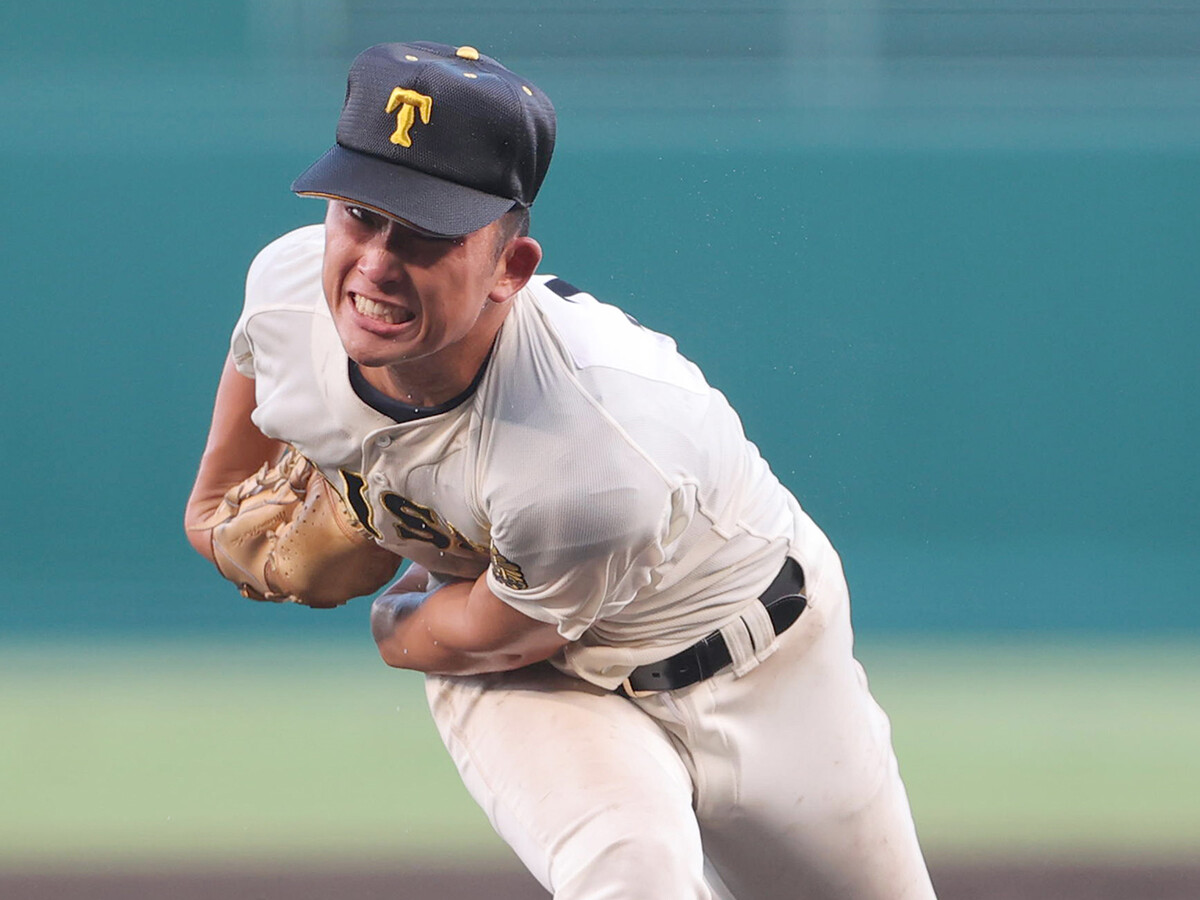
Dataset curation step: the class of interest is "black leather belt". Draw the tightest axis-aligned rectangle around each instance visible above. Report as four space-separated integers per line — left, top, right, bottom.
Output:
619 558 806 697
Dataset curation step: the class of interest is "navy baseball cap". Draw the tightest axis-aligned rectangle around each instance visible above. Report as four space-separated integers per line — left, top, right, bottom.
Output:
292 42 556 237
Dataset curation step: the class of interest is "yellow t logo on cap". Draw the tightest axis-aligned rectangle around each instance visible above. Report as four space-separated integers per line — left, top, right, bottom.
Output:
385 88 433 147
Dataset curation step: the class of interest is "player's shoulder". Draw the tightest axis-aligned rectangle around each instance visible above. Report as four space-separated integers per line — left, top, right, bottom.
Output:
246 224 325 289
522 275 709 395
523 274 648 345
250 223 324 265
243 224 326 313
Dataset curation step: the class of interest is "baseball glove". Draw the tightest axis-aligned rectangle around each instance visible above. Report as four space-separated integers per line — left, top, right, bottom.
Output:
196 447 402 608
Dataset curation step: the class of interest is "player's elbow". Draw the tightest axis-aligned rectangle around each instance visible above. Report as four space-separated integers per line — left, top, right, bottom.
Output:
375 638 414 670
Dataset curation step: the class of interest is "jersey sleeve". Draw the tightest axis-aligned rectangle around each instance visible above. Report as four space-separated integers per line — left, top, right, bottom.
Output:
483 441 677 642
230 224 326 378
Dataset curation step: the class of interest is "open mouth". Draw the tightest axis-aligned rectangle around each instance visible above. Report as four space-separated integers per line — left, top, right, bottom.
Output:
352 292 415 326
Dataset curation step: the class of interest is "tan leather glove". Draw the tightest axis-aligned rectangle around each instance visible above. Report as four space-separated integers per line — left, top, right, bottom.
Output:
195 447 402 608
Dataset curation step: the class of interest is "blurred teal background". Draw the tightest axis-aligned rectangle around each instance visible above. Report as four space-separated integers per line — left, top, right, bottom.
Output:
1 0 1198 874
2 0 1195 639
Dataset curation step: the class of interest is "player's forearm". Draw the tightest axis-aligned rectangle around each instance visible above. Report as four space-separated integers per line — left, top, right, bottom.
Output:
371 578 567 675
184 440 284 532
372 583 523 674
184 355 286 562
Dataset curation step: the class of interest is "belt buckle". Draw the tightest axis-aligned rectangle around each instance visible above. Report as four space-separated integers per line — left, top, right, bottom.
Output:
619 676 658 699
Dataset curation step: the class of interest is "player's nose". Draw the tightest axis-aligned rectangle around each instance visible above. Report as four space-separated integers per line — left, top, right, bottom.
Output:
356 241 405 286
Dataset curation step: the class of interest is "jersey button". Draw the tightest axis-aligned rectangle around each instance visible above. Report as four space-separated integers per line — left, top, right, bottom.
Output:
376 435 392 447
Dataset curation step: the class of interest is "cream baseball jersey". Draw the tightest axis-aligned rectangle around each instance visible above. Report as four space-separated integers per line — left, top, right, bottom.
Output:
231 225 839 688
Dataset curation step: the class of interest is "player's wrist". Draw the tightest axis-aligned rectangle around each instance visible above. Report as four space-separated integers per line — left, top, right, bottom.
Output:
370 590 433 644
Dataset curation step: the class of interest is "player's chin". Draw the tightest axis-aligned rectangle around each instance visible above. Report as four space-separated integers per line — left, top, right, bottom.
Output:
336 313 418 361
343 338 410 370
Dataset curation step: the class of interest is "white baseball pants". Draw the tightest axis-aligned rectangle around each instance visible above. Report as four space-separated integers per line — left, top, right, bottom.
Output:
424 562 937 900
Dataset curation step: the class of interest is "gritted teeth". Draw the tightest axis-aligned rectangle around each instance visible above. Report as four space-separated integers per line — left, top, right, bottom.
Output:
352 292 414 325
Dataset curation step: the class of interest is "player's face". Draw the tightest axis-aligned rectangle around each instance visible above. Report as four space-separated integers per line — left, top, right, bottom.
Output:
321 201 512 396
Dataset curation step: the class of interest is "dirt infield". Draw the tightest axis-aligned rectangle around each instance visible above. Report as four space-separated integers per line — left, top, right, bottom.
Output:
3 861 1199 900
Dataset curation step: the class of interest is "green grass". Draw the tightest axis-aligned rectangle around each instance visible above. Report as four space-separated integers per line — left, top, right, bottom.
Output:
0 639 507 870
859 637 1200 861
1 636 1198 870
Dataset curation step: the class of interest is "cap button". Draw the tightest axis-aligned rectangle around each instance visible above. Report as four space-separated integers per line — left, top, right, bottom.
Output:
455 46 480 60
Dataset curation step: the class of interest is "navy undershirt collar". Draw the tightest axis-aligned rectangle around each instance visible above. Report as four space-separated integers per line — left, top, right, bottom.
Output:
347 353 491 424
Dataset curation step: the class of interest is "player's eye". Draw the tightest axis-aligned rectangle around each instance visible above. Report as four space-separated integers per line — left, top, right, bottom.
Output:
343 204 383 229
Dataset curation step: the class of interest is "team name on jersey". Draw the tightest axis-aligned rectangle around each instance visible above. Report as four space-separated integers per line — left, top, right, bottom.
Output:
342 469 486 554
342 468 529 589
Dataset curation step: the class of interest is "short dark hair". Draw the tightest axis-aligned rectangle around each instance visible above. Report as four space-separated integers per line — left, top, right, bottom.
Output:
491 206 531 259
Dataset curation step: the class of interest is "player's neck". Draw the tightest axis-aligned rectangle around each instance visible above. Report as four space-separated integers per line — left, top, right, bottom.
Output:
361 363 471 409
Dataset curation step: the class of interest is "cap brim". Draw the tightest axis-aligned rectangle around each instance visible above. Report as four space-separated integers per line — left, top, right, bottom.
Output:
291 145 517 238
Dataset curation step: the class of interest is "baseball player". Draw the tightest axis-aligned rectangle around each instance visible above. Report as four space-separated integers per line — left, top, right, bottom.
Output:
184 42 937 900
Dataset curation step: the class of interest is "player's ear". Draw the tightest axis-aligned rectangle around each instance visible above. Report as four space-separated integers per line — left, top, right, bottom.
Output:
489 236 542 303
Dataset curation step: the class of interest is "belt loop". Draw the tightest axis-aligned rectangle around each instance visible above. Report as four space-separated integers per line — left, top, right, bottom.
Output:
718 617 755 676
737 599 779 676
